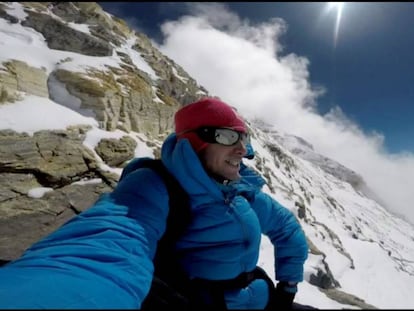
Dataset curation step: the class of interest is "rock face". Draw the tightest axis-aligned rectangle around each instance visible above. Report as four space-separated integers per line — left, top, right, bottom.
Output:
21 10 113 57
95 136 137 167
0 127 116 259
0 3 404 309
0 60 48 102
0 2 209 260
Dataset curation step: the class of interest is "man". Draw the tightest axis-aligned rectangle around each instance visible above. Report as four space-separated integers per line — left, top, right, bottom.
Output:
0 97 308 309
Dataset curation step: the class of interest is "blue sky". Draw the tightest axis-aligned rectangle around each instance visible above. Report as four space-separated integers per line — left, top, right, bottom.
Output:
99 2 414 154
1 3 414 307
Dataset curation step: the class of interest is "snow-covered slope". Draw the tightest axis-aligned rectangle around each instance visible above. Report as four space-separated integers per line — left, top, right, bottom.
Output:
1 2 414 309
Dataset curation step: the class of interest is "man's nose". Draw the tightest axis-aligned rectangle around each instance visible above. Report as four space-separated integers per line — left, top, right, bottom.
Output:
234 139 247 156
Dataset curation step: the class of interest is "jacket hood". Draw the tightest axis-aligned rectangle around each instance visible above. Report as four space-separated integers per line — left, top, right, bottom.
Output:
160 133 265 205
161 133 223 204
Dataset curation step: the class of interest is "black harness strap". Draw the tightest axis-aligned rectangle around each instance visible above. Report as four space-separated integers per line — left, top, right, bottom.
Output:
123 158 276 310
190 266 276 310
0 260 10 267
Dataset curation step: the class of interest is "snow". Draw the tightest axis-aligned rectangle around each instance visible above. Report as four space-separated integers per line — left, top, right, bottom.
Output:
0 95 98 135
1 2 414 309
2 74 413 311
27 187 54 199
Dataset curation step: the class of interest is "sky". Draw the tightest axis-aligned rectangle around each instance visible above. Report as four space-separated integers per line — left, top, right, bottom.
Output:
99 2 414 155
1 3 414 308
96 2 414 224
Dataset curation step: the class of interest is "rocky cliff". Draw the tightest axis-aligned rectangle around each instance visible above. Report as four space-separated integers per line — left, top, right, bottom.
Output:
0 1 208 259
1 3 413 309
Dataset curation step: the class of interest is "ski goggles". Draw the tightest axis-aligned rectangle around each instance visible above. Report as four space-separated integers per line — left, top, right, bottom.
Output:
194 127 250 146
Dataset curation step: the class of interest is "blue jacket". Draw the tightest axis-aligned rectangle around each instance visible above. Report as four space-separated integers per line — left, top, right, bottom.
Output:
0 133 308 309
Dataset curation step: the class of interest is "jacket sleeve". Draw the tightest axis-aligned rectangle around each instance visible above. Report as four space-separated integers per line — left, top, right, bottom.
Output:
251 192 308 283
0 168 170 309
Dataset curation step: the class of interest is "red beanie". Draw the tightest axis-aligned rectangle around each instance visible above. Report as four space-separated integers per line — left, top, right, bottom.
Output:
175 97 247 152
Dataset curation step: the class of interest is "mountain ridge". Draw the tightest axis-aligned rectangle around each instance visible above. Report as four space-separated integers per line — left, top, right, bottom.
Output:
1 2 413 309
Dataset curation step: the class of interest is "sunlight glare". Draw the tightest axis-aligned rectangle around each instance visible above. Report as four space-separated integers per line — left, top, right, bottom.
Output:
327 2 345 48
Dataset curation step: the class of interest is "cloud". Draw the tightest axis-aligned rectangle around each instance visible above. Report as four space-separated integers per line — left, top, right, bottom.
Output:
158 3 414 224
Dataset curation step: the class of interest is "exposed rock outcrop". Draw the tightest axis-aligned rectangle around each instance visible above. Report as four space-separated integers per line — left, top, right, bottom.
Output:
0 1 210 262
95 136 137 167
0 127 119 259
0 59 48 101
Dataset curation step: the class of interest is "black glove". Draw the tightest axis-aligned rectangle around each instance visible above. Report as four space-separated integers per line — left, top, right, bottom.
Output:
273 281 297 310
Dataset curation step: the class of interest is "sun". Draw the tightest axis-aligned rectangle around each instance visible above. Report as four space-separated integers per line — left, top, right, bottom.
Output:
327 2 344 10
326 2 345 48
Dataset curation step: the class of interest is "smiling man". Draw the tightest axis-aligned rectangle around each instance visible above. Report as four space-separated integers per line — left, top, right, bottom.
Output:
0 97 308 310
160 97 309 309
175 98 249 182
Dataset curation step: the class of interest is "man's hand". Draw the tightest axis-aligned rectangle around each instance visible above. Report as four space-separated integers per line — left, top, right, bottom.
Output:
273 281 297 309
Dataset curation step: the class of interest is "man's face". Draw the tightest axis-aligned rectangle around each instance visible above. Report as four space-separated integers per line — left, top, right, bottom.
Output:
199 140 247 181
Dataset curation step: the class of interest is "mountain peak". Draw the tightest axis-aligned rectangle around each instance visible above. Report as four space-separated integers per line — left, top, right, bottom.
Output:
1 2 413 309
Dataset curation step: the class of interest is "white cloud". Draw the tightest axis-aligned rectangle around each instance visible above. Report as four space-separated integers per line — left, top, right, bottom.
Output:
1 3 414 308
